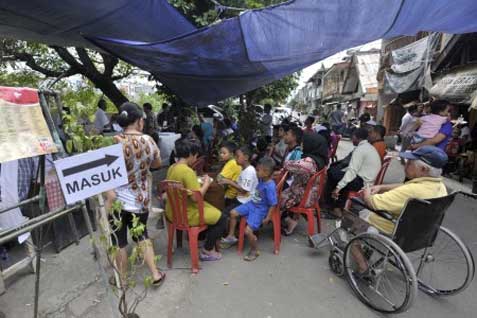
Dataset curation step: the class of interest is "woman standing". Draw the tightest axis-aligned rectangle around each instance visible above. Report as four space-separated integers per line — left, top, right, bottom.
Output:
112 102 165 286
282 132 328 235
165 138 226 261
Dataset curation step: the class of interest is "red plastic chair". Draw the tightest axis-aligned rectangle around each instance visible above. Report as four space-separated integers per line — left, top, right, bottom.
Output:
288 168 327 235
345 157 392 209
191 155 207 175
375 156 392 185
329 134 342 163
273 168 287 184
160 180 207 274
237 171 289 255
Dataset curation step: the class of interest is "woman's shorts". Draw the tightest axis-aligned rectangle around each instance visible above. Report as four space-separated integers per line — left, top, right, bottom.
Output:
109 210 149 248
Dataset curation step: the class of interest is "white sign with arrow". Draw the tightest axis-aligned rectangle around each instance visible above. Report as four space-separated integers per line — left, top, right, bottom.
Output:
54 144 128 205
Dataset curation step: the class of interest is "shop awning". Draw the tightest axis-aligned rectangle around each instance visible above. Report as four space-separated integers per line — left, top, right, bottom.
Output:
430 65 477 108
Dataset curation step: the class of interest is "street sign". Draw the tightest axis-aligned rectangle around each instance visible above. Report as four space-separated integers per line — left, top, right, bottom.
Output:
54 144 128 205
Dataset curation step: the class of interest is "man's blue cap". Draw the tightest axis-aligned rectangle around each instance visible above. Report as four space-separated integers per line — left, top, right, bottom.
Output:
399 145 448 169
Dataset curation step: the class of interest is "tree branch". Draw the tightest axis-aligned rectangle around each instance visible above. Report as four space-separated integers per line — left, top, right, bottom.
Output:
111 68 135 81
100 52 119 78
51 46 84 70
75 47 98 74
12 51 77 78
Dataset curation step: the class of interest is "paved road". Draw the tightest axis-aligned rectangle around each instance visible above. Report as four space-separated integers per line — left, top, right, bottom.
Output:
1 140 476 318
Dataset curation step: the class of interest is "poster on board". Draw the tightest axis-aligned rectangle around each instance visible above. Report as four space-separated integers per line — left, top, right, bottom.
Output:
0 87 57 163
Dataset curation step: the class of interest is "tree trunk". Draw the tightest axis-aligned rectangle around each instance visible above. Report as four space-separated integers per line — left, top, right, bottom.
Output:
92 76 129 109
245 91 256 107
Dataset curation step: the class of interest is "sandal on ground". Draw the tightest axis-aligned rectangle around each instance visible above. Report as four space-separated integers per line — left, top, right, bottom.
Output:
220 236 238 249
152 271 166 287
244 249 260 261
199 251 222 262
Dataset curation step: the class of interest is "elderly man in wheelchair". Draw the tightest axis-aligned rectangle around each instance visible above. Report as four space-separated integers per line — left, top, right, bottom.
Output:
309 146 475 313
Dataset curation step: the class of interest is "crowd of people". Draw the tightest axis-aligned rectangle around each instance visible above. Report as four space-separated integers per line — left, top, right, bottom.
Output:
0 96 461 293
103 98 458 285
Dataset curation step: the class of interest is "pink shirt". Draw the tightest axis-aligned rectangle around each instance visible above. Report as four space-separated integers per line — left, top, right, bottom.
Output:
417 114 448 138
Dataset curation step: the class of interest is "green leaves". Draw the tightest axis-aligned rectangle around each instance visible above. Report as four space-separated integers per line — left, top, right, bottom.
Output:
72 135 83 153
246 73 300 106
135 91 167 112
143 276 153 288
66 140 73 154
107 245 119 258
60 91 117 154
0 71 43 88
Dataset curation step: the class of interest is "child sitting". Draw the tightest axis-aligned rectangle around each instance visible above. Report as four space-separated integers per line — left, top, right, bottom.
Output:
218 142 242 204
218 146 258 216
251 137 271 167
222 157 278 261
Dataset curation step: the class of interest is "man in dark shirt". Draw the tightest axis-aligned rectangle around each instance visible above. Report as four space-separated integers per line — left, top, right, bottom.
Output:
143 103 159 144
156 103 174 131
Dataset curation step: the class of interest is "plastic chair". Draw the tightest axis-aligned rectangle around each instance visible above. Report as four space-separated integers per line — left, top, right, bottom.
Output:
273 168 287 184
345 157 392 209
237 171 289 255
329 134 342 163
375 156 392 185
160 180 207 274
191 155 207 175
288 168 327 235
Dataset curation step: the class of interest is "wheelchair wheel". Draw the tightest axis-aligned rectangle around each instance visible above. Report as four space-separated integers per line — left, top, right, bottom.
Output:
408 226 475 296
329 249 345 277
344 233 417 313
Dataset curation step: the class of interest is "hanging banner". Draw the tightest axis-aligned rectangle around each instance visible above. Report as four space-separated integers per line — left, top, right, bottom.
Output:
430 66 477 105
384 34 438 94
0 87 57 163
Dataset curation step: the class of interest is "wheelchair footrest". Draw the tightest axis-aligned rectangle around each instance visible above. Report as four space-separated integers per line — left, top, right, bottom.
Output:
308 233 330 249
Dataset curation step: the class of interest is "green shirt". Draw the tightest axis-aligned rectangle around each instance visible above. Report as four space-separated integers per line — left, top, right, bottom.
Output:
165 163 220 226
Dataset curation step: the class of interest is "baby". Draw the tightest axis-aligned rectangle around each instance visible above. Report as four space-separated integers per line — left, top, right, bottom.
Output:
412 113 448 144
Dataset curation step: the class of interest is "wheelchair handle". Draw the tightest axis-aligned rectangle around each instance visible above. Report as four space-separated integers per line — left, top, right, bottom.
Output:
455 190 477 200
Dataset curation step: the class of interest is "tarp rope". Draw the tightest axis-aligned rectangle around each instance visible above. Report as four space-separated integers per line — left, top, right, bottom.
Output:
210 0 247 12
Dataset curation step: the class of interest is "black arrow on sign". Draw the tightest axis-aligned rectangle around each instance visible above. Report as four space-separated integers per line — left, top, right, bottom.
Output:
62 154 119 177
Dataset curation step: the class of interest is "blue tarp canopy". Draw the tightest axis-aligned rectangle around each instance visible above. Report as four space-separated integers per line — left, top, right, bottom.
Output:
0 0 195 46
1 0 477 105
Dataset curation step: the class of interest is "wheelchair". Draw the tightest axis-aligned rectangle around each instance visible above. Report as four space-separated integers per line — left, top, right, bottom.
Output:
324 191 476 314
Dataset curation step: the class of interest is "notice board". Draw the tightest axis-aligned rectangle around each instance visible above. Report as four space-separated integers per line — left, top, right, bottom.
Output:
0 87 57 163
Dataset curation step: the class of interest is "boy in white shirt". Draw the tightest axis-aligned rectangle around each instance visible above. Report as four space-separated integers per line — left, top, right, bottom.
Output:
218 146 258 217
